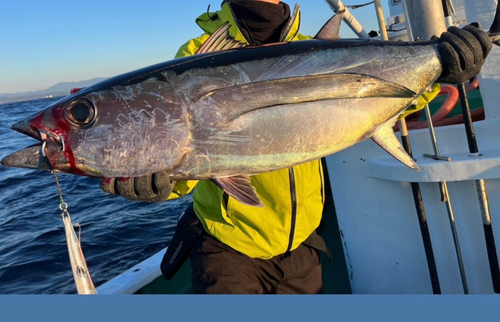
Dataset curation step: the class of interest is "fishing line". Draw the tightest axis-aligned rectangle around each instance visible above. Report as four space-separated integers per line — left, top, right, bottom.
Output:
41 138 97 294
50 170 97 295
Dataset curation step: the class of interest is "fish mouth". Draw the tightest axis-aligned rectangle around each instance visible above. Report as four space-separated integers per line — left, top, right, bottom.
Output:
1 121 65 171
11 118 43 141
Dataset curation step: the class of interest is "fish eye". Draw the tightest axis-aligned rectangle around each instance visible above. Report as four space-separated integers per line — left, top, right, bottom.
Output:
64 99 96 127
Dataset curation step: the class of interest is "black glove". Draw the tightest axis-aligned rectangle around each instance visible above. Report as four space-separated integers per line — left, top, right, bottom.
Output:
436 24 492 84
100 171 176 202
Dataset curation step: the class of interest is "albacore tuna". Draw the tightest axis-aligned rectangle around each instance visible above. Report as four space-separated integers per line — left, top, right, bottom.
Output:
2 12 499 207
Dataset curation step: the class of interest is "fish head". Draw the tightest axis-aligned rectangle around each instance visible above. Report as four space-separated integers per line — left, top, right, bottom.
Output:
2 76 190 178
4 95 92 175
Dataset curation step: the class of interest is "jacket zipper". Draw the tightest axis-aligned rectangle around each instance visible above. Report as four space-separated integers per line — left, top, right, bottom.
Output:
279 4 300 42
286 167 297 252
320 158 326 205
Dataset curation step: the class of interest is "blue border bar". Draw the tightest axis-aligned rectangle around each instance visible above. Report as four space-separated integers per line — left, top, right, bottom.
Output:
1 295 499 321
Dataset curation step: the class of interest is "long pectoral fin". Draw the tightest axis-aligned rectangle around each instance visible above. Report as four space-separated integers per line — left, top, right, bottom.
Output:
194 73 416 121
212 175 264 207
371 122 421 171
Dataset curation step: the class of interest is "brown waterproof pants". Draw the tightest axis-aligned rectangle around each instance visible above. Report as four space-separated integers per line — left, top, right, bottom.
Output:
189 233 323 294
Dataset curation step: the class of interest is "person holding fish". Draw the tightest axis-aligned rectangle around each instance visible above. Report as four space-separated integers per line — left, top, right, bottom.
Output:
59 0 498 293
95 0 494 294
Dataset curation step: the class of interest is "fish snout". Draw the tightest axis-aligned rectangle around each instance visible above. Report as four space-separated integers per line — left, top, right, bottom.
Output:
11 119 42 141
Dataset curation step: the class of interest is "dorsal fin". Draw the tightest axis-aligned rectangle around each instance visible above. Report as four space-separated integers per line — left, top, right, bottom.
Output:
314 10 345 41
195 22 247 54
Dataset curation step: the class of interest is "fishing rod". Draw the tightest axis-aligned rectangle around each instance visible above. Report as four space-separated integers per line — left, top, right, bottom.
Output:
399 120 441 294
377 0 442 294
397 0 470 294
441 0 500 294
422 102 468 294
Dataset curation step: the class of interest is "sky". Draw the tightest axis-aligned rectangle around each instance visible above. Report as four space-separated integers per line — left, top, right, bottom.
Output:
0 0 390 94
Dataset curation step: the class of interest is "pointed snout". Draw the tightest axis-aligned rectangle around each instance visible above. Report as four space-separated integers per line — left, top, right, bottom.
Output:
11 118 42 141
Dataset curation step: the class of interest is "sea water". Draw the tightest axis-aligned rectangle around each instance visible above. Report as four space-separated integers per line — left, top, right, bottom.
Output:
0 97 191 294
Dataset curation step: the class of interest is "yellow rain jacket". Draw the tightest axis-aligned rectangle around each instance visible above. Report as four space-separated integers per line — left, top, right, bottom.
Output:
169 2 324 260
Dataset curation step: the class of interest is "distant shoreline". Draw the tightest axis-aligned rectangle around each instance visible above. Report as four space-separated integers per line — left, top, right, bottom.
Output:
0 93 67 105
0 77 106 105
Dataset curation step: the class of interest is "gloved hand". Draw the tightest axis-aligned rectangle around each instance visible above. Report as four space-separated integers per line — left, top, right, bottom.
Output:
436 24 492 84
100 171 176 202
